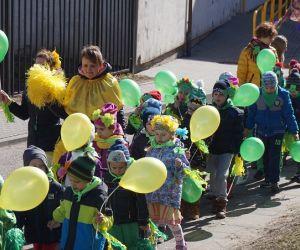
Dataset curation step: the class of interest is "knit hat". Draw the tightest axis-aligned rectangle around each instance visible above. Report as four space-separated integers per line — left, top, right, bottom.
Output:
177 77 194 94
188 86 207 105
289 59 300 72
140 98 162 127
67 156 96 182
286 69 300 90
107 139 131 166
219 72 239 86
92 102 118 129
213 79 231 96
219 72 234 81
23 145 49 172
141 90 162 102
262 71 278 88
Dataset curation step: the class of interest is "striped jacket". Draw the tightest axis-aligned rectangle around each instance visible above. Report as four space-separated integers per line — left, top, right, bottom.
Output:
53 181 112 250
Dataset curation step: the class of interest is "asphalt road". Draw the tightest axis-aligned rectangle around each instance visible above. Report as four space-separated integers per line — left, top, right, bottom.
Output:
0 140 27 179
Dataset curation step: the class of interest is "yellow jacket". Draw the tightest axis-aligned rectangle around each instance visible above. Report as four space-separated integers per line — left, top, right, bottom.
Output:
237 46 278 87
63 73 123 119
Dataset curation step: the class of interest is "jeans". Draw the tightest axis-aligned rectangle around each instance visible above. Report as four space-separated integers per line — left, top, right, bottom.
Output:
258 134 284 184
207 153 234 198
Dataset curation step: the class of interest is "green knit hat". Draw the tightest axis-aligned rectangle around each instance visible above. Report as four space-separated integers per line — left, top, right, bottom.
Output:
68 156 96 182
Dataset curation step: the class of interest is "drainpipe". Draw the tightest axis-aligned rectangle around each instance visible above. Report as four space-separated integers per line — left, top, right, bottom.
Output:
186 0 193 56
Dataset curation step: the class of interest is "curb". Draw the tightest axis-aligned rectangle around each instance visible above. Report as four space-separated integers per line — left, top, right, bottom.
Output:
0 134 27 147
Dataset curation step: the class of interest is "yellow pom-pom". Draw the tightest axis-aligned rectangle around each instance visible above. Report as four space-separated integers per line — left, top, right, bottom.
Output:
231 155 245 177
151 115 178 133
27 64 66 108
52 49 62 70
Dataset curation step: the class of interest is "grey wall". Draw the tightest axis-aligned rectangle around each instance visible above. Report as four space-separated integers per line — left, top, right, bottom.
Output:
135 0 186 65
242 0 266 12
135 0 265 68
191 0 241 39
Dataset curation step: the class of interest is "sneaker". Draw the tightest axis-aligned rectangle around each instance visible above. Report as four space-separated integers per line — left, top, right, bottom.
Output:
271 183 280 193
260 181 271 188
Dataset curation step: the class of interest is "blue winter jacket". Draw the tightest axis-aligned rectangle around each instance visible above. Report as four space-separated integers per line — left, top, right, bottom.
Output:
246 87 299 136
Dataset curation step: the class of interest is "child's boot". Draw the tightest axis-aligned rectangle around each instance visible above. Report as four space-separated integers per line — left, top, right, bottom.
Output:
180 200 188 219
187 201 200 220
215 197 227 219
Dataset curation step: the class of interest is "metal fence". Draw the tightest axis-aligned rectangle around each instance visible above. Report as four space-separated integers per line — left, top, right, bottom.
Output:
0 0 137 95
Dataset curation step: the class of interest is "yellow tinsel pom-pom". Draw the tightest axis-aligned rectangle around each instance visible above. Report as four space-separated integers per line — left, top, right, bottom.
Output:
101 113 115 128
231 155 245 177
52 49 62 70
151 115 179 133
27 64 67 108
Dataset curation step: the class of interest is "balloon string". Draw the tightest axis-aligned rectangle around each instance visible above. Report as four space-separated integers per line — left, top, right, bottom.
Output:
227 176 236 196
99 185 120 213
188 143 193 151
95 185 120 237
189 149 198 164
177 107 183 120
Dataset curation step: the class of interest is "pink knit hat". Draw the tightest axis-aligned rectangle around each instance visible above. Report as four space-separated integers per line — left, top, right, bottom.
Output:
92 102 118 129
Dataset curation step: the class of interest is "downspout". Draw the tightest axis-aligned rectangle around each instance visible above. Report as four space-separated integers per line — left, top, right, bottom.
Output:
186 0 193 56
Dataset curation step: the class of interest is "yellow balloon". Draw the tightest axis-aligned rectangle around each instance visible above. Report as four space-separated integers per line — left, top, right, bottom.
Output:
119 157 167 193
61 113 94 151
0 167 49 211
190 105 220 142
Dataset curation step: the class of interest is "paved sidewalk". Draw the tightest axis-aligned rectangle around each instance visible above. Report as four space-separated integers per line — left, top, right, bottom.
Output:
0 109 27 146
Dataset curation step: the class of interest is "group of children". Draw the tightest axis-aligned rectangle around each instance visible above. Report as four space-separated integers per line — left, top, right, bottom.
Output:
0 27 299 249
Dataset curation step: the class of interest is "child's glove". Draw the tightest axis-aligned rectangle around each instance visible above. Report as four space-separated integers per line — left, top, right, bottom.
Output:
47 220 61 230
175 158 183 168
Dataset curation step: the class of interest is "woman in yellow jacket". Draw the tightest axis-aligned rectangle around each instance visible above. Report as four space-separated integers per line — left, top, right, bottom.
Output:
237 22 278 87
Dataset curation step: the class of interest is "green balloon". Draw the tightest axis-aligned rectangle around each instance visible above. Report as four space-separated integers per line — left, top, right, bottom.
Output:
119 79 142 107
233 83 260 107
256 49 276 74
182 176 203 203
0 30 9 63
240 137 265 162
154 70 177 95
290 141 300 163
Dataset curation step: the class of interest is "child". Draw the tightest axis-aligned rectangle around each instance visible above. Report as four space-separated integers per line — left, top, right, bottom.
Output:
289 59 300 74
49 155 113 250
237 21 278 86
92 102 128 177
285 69 300 182
273 62 286 87
245 72 299 193
0 49 66 160
146 115 189 250
130 98 162 159
164 77 194 124
207 79 244 219
63 45 125 128
104 140 150 249
271 35 288 64
180 85 207 220
15 145 64 250
125 90 162 135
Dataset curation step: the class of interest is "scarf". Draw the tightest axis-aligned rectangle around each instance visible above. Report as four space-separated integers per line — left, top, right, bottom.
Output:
262 87 279 108
71 176 102 202
214 98 234 110
149 136 175 148
94 135 124 149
